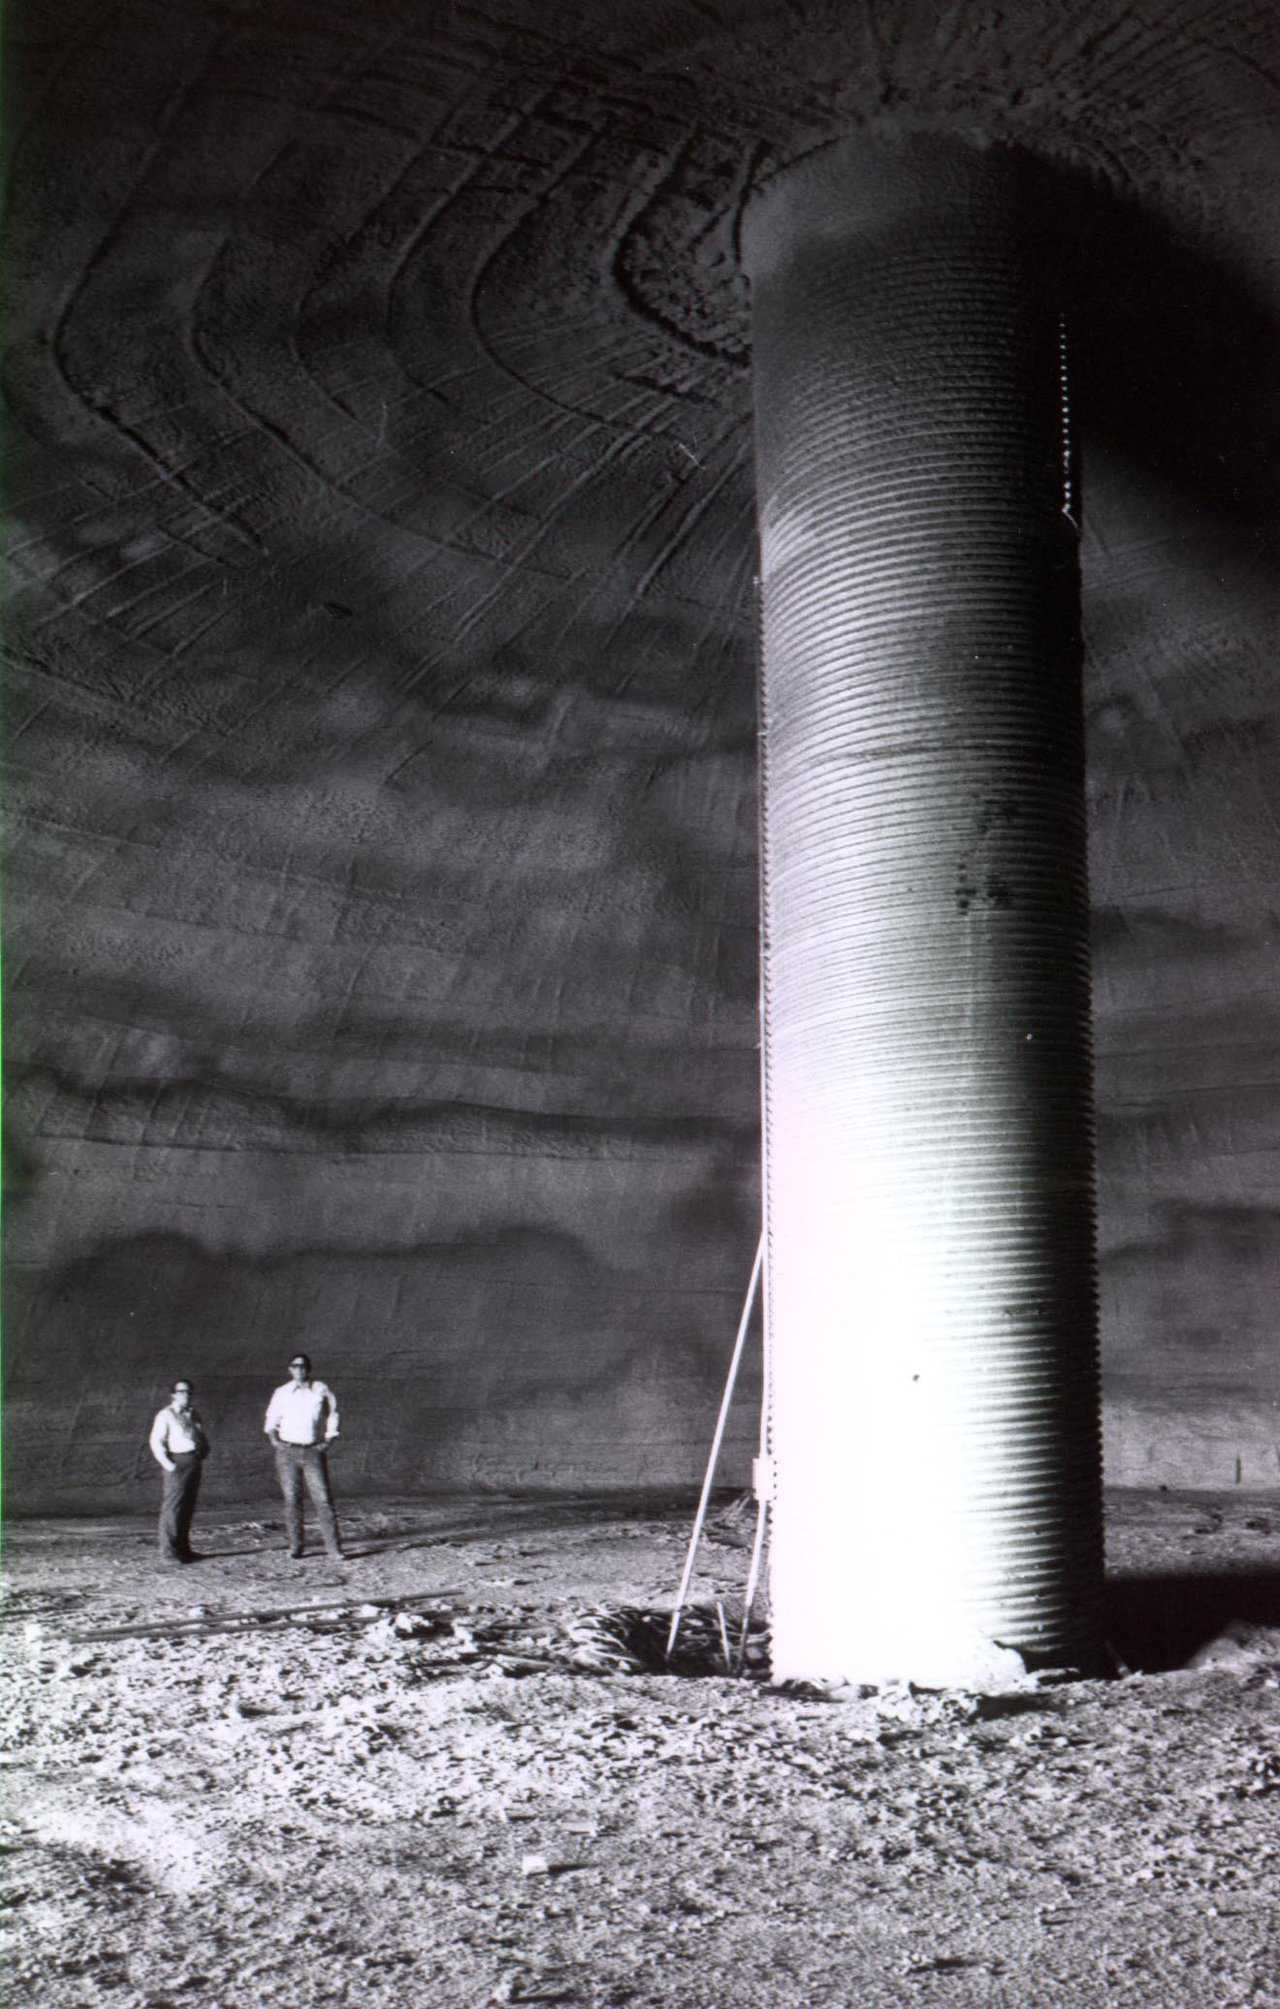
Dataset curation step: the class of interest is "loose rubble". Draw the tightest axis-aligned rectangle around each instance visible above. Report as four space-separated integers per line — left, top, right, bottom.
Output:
2 1491 1279 2006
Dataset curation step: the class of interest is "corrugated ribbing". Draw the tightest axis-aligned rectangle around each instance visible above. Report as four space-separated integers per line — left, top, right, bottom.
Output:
746 139 1103 1686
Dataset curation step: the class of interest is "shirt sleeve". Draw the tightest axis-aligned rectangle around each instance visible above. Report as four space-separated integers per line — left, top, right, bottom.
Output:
264 1388 283 1436
148 1410 172 1465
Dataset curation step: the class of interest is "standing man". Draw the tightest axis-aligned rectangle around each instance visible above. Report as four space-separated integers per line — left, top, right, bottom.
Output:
149 1379 210 1564
264 1353 345 1562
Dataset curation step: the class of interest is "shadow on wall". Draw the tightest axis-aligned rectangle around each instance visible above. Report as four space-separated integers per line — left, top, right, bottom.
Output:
3 1228 762 1513
1056 165 1280 561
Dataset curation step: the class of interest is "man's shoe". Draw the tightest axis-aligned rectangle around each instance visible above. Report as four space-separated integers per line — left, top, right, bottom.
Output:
179 1551 204 1563
287 1548 304 1559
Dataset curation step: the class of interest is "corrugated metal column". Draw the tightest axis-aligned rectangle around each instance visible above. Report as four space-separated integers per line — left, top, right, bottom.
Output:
745 135 1104 1687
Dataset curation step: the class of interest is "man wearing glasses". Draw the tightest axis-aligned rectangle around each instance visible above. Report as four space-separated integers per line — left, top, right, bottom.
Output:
263 1353 345 1562
149 1379 210 1564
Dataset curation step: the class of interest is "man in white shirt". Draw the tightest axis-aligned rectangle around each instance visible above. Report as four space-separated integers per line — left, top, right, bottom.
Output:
149 1379 210 1563
263 1353 344 1562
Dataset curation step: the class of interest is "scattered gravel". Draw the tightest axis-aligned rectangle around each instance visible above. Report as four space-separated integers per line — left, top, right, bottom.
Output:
3 1491 1279 2006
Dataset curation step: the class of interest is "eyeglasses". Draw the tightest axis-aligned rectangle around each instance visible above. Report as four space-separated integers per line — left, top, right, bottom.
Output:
173 1386 192 1395
288 1361 308 1370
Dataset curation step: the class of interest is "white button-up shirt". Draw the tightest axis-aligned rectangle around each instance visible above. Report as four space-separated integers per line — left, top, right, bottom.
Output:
264 1380 340 1447
149 1405 208 1468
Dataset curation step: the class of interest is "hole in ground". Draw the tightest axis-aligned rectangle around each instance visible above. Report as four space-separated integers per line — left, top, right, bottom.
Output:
604 1603 770 1677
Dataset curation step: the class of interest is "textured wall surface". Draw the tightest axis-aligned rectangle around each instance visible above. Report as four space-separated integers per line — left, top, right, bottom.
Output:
5 0 1279 1509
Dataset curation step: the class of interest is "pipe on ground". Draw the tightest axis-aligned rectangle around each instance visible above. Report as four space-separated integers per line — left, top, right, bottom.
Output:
744 134 1104 1687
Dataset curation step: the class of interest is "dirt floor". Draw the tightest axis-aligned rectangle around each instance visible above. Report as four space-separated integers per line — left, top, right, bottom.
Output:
3 1487 1279 2008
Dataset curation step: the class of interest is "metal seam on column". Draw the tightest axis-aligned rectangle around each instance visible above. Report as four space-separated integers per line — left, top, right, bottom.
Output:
753 503 780 1549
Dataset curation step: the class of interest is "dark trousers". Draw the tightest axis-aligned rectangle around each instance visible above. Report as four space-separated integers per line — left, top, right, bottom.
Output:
273 1444 341 1557
159 1453 202 1558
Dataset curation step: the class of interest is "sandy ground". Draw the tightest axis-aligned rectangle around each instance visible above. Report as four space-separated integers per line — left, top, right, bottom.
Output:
3 1487 1279 2008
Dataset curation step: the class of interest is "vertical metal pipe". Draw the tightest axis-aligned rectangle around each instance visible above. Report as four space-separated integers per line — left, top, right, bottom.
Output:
744 135 1103 1687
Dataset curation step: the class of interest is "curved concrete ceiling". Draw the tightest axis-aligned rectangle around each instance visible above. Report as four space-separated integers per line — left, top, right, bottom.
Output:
5 0 1279 1505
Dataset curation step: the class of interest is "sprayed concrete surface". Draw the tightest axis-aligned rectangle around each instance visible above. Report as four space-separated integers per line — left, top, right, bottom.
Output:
3 1488 1279 2007
7 0 1280 1506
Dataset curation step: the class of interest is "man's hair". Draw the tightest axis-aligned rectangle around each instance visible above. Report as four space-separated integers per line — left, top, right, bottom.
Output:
172 1380 193 1392
290 1353 312 1371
